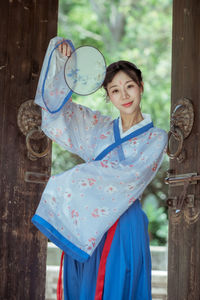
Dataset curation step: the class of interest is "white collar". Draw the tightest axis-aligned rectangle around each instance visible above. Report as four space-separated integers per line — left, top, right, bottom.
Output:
119 113 152 138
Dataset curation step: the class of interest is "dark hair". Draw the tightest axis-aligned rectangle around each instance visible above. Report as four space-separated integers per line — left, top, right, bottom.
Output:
102 60 143 95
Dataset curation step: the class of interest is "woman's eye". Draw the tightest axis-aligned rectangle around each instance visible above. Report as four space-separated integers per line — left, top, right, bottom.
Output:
112 89 119 94
127 84 134 88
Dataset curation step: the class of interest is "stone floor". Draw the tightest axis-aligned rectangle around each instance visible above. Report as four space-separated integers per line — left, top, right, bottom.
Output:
45 243 168 300
46 266 59 300
45 267 167 300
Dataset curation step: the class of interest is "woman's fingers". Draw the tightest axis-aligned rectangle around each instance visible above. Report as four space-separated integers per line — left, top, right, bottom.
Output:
57 40 72 57
67 45 71 56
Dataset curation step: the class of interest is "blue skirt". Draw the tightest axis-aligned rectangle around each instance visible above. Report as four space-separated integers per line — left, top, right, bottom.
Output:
63 199 152 300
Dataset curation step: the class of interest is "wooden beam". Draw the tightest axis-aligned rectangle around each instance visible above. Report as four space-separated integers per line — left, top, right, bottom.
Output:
0 1 58 299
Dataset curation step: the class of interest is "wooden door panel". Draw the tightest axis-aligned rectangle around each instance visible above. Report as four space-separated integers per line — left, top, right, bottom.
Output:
0 1 58 299
168 1 200 299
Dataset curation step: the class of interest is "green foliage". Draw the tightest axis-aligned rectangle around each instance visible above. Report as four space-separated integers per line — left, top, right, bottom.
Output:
58 0 172 130
143 201 168 245
51 144 84 176
52 0 172 245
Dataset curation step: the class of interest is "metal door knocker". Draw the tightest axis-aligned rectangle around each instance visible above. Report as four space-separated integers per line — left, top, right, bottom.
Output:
167 98 194 163
17 100 50 160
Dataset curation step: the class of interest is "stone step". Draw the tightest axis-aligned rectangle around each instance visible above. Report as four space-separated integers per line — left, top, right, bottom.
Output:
45 267 168 300
45 243 168 300
152 270 167 300
46 266 59 300
46 243 168 271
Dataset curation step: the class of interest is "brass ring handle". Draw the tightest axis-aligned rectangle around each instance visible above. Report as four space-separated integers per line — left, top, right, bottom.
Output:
26 128 50 158
167 127 184 159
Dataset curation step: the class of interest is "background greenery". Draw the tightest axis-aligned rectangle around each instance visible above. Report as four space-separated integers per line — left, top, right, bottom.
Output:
52 0 172 245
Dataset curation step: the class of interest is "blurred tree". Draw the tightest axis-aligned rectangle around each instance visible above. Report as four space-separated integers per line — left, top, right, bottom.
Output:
58 0 171 130
51 0 172 245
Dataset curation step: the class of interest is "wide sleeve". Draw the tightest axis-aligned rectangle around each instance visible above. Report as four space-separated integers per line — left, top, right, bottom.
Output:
34 36 112 161
80 128 168 210
41 101 112 161
34 36 72 112
32 128 168 261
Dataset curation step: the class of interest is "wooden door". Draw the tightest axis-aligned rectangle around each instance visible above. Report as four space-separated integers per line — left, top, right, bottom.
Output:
168 0 200 299
0 1 58 299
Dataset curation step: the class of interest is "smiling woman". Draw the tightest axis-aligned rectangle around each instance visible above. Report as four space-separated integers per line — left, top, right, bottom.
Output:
32 37 167 300
103 61 144 132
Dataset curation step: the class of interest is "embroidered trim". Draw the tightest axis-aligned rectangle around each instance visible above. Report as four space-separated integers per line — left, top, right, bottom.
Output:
32 215 89 262
113 118 125 161
42 39 75 114
95 121 154 161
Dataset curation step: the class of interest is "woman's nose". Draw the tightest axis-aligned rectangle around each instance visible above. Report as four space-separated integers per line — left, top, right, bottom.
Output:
122 89 130 99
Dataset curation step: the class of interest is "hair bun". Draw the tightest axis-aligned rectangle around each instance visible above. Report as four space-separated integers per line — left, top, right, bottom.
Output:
102 60 143 92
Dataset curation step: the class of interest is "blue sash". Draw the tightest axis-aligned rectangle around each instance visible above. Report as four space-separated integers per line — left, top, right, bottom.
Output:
95 119 154 161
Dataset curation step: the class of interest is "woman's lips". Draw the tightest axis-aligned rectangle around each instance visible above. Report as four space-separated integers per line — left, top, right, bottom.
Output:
122 101 133 107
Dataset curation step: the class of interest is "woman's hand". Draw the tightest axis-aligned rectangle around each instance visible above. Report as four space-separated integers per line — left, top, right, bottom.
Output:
57 39 72 57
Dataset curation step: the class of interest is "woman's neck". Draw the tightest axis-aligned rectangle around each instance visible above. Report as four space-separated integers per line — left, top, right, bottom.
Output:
121 111 144 132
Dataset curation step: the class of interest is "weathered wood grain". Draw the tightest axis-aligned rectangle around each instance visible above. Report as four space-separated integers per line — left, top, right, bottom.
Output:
0 1 58 299
168 1 200 299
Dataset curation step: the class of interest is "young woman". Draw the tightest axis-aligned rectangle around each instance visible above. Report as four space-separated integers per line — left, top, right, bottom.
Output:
32 38 167 300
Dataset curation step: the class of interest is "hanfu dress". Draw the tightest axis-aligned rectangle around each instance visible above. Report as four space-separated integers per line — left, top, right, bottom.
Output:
31 37 167 300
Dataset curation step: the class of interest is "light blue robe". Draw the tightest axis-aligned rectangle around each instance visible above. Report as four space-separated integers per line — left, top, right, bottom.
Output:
31 37 167 299
32 97 167 260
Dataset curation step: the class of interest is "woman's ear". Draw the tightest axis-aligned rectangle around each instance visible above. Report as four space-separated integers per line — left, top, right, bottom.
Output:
140 82 144 93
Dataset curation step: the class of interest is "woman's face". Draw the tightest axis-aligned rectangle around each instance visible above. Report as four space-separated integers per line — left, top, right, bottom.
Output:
107 71 143 117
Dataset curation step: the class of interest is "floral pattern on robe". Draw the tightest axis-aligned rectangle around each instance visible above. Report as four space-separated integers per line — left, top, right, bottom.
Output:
32 37 168 261
33 100 167 258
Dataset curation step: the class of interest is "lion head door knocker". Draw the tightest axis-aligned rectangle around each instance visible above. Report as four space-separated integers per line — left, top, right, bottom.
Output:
167 98 194 163
17 100 50 161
